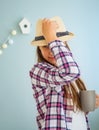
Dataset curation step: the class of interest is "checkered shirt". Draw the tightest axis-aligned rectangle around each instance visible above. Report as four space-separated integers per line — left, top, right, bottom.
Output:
29 40 90 130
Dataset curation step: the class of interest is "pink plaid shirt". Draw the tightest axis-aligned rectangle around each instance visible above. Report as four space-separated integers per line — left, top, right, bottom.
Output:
29 40 90 130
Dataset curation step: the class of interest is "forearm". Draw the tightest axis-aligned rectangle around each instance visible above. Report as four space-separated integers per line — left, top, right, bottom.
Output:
42 18 59 44
48 40 80 80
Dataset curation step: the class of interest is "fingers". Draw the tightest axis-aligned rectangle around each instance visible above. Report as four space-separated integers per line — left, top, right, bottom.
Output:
41 17 59 43
42 18 50 31
42 18 50 27
96 94 99 98
42 18 50 24
95 93 99 108
42 18 59 29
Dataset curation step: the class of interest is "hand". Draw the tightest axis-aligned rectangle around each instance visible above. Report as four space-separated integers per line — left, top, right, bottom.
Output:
42 18 59 43
95 93 99 109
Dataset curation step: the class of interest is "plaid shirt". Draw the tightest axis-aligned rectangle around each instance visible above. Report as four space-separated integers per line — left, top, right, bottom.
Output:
29 40 90 130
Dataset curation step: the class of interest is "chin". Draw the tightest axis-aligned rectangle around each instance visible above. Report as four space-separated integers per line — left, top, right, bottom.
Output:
50 61 57 66
46 58 56 66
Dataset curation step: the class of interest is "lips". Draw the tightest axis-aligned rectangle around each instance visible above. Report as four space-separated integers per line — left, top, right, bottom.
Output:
49 56 54 58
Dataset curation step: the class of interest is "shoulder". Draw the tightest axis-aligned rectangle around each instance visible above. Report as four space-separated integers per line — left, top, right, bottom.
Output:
29 62 52 78
32 62 51 71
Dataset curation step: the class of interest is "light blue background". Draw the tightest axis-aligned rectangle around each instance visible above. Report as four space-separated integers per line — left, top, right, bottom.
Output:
0 0 99 130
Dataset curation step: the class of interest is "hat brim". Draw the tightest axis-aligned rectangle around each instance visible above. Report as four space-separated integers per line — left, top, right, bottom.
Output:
31 32 74 46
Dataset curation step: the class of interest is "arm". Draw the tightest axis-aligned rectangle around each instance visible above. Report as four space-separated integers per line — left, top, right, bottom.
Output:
49 40 80 82
42 18 59 43
30 40 80 87
42 18 80 79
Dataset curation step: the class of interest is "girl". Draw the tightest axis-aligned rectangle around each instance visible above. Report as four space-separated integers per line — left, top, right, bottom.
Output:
29 16 99 130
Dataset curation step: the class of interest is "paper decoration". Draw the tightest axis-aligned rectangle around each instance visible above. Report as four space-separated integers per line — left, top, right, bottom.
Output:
0 29 17 55
2 43 8 49
0 48 3 55
19 18 31 34
0 17 31 56
8 39 14 45
11 30 17 35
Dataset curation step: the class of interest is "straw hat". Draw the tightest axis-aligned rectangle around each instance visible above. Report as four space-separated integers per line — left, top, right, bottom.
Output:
31 16 74 46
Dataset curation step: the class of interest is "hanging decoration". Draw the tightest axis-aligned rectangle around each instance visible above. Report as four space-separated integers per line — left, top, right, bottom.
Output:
0 17 31 56
0 29 17 55
19 17 31 34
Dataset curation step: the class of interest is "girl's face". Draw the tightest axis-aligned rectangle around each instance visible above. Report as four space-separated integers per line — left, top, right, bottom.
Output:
39 46 57 66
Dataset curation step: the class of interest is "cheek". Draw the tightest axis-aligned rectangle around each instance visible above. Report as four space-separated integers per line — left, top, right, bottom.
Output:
41 49 48 59
41 51 45 57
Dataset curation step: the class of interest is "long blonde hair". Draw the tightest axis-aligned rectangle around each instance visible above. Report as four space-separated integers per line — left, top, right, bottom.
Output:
36 42 87 111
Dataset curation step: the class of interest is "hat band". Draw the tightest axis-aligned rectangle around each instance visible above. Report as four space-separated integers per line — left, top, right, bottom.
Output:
35 31 69 41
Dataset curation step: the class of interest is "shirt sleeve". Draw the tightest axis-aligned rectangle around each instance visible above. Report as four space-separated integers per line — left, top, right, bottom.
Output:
30 40 80 87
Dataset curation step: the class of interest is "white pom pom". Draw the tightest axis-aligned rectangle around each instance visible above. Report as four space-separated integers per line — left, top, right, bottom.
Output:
11 30 17 36
0 49 3 55
2 43 8 49
8 39 14 45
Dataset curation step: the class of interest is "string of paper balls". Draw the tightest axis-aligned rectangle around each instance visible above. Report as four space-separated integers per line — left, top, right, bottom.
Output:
0 18 31 56
0 30 17 55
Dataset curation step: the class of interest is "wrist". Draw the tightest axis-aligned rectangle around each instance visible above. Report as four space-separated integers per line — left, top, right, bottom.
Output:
46 36 59 44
